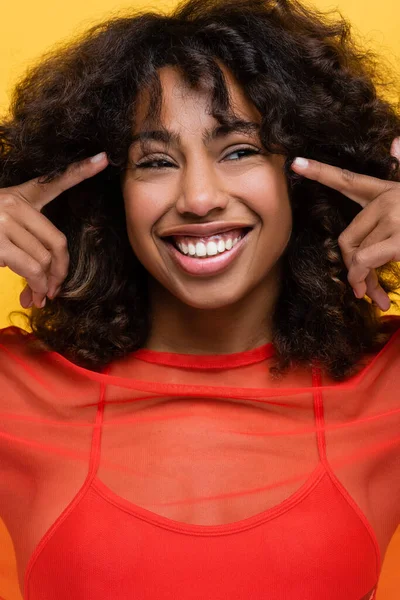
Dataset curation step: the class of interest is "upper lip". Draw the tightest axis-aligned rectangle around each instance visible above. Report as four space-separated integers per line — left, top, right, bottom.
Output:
159 222 254 237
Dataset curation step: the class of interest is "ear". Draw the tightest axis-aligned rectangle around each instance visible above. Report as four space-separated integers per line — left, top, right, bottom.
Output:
390 136 400 160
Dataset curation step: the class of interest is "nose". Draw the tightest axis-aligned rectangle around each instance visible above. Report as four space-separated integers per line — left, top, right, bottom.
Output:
175 157 229 217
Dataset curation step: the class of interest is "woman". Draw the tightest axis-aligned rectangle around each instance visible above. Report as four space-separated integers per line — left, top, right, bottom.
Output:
0 0 399 598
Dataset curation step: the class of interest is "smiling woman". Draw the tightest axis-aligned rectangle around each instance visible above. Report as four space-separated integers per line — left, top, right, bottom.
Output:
0 0 400 599
0 0 398 376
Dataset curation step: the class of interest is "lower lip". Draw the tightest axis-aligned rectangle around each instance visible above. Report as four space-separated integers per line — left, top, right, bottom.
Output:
162 230 252 277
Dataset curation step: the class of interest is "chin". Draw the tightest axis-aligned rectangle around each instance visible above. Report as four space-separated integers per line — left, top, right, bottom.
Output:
173 288 247 311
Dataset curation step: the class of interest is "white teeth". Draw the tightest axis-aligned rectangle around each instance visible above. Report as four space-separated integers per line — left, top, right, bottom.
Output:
195 242 207 257
206 241 218 256
175 233 245 258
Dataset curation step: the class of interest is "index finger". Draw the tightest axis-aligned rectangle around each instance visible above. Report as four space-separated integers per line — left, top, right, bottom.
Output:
10 152 108 211
291 157 392 208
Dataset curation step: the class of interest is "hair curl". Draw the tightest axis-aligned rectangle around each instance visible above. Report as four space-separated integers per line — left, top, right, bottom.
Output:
2 0 400 380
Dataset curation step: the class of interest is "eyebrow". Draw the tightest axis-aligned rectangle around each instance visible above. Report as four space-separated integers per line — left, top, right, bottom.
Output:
130 120 261 147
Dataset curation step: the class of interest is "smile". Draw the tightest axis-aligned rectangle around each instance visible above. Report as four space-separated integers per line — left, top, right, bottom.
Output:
161 228 252 277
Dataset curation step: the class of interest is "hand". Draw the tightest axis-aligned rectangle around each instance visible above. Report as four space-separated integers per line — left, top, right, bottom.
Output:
0 152 108 310
291 137 400 312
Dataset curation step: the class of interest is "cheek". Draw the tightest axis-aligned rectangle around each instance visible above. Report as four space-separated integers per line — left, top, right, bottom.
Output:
123 186 160 252
247 171 293 263
243 168 291 225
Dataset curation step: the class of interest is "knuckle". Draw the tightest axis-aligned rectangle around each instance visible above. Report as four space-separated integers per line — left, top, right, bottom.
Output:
314 164 323 182
60 264 70 279
385 211 400 227
337 231 349 248
38 251 52 269
351 251 365 267
55 232 68 250
29 262 45 280
341 169 355 183
0 194 18 210
0 212 11 227
71 161 84 179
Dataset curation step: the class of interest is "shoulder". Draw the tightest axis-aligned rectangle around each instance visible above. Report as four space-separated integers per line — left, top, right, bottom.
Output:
0 324 103 428
0 326 48 394
0 324 103 393
0 324 32 344
0 325 48 366
0 325 32 359
0 325 71 403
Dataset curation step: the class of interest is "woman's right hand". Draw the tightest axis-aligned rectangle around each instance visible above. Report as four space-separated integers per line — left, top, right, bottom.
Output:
0 152 109 310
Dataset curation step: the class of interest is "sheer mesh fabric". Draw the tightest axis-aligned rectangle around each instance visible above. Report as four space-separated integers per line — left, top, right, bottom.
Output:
0 317 399 600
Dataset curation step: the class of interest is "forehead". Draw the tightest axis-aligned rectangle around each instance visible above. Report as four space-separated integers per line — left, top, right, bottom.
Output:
133 63 261 131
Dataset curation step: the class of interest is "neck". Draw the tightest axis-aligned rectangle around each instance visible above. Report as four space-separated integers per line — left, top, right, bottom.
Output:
144 270 280 355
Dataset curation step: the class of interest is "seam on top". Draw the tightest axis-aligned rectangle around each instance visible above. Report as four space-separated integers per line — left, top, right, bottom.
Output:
325 468 381 578
91 465 326 537
311 366 381 578
42 319 400 392
312 365 327 462
132 342 275 368
2 316 399 393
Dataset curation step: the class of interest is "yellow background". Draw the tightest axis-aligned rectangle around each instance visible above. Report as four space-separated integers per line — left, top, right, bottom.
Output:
0 1 399 598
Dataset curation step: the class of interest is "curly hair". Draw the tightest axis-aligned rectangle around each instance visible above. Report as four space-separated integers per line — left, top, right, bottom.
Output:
2 0 400 380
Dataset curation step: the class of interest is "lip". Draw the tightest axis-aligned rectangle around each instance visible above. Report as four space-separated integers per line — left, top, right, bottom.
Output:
159 222 254 237
161 229 251 277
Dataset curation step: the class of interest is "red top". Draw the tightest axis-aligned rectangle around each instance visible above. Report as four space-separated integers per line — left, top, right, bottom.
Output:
1 317 400 600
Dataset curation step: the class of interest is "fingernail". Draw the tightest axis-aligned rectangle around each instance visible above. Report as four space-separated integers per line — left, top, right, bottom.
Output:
27 300 33 308
90 152 107 164
40 298 46 308
293 157 309 169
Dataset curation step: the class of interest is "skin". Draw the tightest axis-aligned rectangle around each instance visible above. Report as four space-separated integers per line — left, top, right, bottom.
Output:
121 65 293 355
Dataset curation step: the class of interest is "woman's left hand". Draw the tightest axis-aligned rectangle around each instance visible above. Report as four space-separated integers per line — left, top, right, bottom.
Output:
291 137 400 312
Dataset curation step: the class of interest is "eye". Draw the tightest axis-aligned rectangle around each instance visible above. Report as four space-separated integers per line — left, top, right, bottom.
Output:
134 147 261 170
135 157 176 170
223 148 261 161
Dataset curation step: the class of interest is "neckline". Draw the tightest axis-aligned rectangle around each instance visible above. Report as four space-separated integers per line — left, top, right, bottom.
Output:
91 464 326 535
132 341 275 369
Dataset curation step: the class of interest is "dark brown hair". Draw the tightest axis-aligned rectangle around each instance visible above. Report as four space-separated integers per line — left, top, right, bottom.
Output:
3 0 400 379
